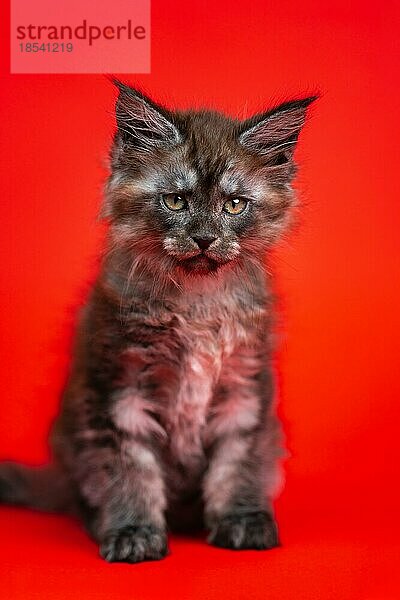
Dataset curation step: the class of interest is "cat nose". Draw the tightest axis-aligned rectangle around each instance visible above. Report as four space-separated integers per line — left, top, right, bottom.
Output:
192 236 217 250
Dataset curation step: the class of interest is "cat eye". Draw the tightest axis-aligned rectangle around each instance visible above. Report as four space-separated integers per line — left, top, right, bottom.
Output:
223 197 248 215
162 193 188 211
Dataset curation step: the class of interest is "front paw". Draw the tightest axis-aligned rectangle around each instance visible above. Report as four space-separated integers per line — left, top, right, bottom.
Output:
208 511 280 550
100 524 168 563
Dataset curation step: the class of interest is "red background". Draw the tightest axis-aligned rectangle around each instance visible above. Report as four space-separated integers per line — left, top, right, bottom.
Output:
1 1 399 598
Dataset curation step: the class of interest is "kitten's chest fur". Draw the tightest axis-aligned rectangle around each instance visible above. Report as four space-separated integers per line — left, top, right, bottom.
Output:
166 294 245 463
120 280 263 466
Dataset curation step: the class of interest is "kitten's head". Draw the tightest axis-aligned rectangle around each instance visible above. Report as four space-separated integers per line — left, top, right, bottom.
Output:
104 80 316 278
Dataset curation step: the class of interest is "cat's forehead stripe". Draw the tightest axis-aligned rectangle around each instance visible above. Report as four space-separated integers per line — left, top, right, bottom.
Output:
219 169 268 201
131 169 268 203
170 166 198 190
133 166 198 195
219 170 244 195
125 162 267 202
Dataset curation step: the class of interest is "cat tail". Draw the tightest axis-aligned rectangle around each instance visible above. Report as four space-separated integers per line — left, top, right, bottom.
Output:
0 461 75 513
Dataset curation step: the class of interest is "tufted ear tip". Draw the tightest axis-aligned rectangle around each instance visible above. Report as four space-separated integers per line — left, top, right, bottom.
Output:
108 76 147 103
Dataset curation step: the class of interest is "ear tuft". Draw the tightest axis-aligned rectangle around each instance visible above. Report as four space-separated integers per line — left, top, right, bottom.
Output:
111 78 182 151
239 96 318 162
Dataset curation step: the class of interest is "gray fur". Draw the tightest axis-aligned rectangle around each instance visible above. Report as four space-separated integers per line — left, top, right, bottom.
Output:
0 81 316 562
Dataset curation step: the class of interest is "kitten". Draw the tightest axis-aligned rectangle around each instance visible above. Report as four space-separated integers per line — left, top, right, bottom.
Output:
0 80 316 563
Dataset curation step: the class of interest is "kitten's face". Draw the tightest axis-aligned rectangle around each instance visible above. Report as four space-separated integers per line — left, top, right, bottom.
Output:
105 82 316 278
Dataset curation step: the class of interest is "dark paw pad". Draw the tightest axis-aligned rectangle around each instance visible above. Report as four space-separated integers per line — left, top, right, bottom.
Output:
100 524 168 564
208 511 280 550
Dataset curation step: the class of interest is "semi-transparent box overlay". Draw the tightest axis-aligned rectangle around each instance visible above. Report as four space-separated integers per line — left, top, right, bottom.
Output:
11 0 150 73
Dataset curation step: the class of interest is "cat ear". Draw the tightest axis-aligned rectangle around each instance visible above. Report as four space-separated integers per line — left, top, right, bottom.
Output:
239 96 318 165
112 78 182 151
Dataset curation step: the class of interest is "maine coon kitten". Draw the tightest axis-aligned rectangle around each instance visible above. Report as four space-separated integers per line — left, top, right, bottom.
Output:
0 81 316 563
